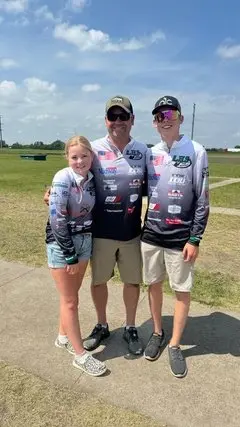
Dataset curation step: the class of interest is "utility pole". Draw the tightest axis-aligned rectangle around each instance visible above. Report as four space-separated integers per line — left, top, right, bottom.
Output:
191 103 196 140
0 115 3 149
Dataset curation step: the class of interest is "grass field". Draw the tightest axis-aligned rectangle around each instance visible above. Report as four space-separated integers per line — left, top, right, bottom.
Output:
210 182 240 208
0 149 240 308
208 152 240 177
0 362 162 427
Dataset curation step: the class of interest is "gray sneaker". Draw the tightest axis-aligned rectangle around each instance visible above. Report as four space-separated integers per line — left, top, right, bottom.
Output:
55 337 75 355
168 346 188 378
144 330 166 361
73 353 107 377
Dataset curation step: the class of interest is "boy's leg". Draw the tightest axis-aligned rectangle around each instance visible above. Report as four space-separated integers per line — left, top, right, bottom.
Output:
164 248 194 377
141 242 166 360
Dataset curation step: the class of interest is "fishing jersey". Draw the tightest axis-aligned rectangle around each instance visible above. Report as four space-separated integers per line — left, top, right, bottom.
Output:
45 167 95 263
142 135 209 250
91 136 147 241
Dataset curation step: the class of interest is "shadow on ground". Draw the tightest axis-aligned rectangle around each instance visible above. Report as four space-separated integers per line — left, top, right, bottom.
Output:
93 311 240 362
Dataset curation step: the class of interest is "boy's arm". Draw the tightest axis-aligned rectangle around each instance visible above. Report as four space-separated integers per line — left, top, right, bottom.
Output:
189 149 210 246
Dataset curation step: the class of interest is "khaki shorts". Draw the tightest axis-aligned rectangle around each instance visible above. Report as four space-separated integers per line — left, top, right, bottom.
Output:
141 241 194 292
91 236 142 285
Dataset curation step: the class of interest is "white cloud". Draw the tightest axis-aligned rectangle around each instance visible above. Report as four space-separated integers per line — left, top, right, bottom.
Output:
216 40 240 59
35 5 58 23
53 23 165 52
0 0 28 13
81 83 101 92
0 80 17 96
19 113 58 123
0 58 18 69
24 77 57 93
66 0 89 12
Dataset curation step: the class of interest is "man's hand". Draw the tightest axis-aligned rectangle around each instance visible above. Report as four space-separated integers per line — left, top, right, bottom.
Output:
44 188 51 206
183 243 199 263
65 261 82 275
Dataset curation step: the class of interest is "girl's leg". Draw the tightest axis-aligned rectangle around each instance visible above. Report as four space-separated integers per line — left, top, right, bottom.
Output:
51 260 88 354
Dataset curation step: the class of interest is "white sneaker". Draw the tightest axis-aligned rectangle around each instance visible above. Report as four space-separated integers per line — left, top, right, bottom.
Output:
73 352 107 377
55 337 75 355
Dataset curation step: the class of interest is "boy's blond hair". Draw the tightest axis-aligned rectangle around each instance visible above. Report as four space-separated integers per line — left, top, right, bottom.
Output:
65 135 92 156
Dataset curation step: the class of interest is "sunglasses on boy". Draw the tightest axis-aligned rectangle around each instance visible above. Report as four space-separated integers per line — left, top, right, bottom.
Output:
154 109 180 123
106 111 131 122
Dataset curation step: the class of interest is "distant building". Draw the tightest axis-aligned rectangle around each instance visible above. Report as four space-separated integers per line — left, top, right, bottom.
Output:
227 148 240 152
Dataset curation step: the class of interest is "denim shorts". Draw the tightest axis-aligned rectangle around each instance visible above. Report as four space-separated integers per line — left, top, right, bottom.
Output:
47 233 92 268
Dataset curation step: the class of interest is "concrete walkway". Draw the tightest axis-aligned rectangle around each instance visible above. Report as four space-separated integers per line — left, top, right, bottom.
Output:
210 207 240 216
209 178 240 190
0 259 240 427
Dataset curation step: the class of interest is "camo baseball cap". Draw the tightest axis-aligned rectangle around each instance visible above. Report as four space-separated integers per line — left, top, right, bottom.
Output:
105 95 133 114
152 95 181 115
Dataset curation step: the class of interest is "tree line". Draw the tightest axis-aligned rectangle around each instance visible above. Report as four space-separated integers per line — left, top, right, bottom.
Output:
1 140 65 150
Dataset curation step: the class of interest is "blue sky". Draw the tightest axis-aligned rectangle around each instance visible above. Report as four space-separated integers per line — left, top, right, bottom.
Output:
0 0 240 147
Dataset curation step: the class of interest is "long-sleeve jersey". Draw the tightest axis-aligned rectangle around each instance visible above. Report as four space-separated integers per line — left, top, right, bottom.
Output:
141 135 209 250
91 136 147 241
45 167 95 262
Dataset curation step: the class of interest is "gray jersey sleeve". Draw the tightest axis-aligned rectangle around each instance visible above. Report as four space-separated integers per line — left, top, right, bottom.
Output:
191 149 209 239
49 171 77 264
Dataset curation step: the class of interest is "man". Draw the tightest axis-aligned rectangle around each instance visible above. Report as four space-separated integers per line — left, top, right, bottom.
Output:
141 96 209 377
83 96 147 355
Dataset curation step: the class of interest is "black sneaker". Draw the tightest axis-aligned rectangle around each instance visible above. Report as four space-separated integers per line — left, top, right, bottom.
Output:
168 345 188 378
123 327 143 355
144 330 166 361
83 324 110 351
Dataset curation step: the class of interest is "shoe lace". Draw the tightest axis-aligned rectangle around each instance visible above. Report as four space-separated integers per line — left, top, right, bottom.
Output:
90 324 102 337
171 347 184 361
128 327 138 342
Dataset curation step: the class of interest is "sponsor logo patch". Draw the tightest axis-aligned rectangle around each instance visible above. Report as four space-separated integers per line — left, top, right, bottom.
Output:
168 205 182 214
165 218 182 225
150 155 165 166
168 189 183 199
104 184 117 191
202 167 209 177
126 149 143 160
168 174 186 185
99 167 117 175
130 194 139 203
172 155 192 168
149 203 160 211
105 196 121 203
148 173 161 180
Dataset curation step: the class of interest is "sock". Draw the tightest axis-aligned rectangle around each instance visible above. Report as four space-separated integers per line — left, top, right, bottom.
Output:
153 330 162 336
58 334 68 344
75 351 88 362
126 325 135 330
99 323 108 328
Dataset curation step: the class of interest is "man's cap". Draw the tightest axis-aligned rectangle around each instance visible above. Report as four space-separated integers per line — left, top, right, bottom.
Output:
105 95 133 114
152 95 181 115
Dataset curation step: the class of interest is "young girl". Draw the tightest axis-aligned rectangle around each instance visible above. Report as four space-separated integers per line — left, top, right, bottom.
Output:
46 135 107 377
